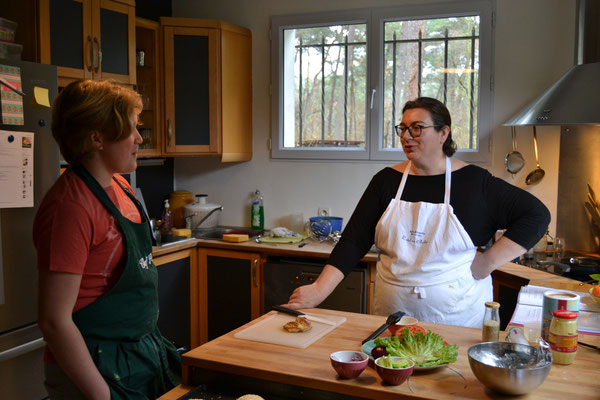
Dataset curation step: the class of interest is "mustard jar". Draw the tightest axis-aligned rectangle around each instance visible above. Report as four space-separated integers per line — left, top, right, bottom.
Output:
548 310 578 365
482 301 500 342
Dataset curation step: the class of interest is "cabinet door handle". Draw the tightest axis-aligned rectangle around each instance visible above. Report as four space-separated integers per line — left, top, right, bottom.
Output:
252 259 258 287
93 37 102 73
86 35 93 72
167 119 172 147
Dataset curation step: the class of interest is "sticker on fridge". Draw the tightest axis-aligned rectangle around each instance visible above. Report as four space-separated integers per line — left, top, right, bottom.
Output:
0 64 24 126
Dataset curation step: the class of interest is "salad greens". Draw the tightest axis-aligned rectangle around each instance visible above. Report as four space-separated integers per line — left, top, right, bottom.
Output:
374 329 458 367
377 355 412 369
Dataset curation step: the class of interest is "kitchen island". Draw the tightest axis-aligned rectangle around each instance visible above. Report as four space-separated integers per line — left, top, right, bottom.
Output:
159 308 599 400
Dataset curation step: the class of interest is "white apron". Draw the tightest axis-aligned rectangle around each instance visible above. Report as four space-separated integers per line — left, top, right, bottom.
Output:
373 157 492 328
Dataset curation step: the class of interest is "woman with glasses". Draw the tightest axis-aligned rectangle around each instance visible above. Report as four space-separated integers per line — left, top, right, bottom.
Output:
284 97 550 327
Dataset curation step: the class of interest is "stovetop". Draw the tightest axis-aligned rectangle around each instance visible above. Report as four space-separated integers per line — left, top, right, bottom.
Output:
517 251 599 283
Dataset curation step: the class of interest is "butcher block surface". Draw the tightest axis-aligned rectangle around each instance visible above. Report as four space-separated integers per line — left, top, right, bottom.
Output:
172 308 600 400
234 312 347 348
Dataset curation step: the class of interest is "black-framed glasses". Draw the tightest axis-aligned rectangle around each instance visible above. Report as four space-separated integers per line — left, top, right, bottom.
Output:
394 124 440 138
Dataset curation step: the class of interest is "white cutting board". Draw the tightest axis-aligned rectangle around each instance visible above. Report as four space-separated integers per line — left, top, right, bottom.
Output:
234 313 346 349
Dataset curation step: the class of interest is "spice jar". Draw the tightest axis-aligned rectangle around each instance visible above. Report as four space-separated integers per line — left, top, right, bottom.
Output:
482 301 500 342
548 310 578 365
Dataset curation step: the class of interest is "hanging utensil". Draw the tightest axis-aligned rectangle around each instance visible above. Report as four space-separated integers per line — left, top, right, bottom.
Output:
505 126 525 176
525 126 545 185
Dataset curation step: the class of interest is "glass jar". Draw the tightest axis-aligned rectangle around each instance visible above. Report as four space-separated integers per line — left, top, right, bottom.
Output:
548 310 578 365
169 190 194 229
482 301 500 342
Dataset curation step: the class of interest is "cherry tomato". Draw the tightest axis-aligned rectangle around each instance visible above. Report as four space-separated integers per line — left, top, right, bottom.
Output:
593 285 600 297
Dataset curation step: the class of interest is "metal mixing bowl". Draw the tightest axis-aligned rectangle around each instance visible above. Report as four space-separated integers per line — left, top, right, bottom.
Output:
468 342 552 395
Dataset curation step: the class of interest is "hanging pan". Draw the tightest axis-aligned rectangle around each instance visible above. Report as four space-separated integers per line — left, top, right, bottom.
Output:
505 126 525 176
525 126 545 185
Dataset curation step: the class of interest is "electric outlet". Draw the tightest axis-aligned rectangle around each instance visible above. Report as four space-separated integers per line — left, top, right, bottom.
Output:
318 207 331 217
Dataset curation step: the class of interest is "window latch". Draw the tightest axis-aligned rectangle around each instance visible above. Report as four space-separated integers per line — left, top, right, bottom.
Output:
370 89 377 109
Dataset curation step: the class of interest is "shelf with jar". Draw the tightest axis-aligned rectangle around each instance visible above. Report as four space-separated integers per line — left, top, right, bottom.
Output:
135 17 162 157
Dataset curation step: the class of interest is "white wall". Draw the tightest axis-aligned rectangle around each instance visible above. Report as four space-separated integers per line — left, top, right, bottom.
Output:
172 0 575 237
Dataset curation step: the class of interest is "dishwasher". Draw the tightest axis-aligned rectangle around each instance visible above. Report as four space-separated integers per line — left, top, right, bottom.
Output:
263 257 366 314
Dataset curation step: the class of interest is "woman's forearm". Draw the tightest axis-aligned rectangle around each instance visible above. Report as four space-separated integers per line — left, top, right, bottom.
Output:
41 321 111 400
471 236 527 279
284 264 345 309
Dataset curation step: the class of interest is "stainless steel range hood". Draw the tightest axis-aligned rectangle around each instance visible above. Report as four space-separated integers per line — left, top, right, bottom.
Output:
505 0 600 126
505 0 600 253
503 62 600 126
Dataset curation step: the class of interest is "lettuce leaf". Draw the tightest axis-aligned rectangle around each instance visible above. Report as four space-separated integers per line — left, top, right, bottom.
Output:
374 329 458 367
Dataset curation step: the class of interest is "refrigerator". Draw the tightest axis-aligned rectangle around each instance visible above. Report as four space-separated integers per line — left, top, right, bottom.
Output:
0 58 59 399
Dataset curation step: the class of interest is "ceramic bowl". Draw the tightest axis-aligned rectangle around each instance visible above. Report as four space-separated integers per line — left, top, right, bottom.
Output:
330 351 369 379
387 316 419 336
468 342 551 395
374 356 414 386
589 287 600 305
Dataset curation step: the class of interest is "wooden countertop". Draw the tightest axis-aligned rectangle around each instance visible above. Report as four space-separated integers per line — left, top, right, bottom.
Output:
152 237 379 262
161 308 599 400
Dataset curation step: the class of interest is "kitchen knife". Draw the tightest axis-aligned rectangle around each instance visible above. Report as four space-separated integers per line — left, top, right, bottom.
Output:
272 305 337 326
361 310 406 344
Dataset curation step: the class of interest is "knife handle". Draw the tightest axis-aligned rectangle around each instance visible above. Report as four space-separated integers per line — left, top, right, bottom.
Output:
272 305 304 317
362 322 389 344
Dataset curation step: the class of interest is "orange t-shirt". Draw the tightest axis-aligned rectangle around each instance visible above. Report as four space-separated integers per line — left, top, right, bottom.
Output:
34 169 142 363
34 168 141 311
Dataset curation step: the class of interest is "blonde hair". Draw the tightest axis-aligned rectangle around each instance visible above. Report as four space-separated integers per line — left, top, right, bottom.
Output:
51 80 142 165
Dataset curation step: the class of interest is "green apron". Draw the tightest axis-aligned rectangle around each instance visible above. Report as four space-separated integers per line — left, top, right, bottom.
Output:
71 166 181 399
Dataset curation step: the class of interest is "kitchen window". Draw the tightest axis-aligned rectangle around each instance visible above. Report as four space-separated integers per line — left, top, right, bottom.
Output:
270 1 494 162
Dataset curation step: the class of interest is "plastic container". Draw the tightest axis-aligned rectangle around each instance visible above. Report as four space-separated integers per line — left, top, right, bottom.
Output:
548 310 578 365
0 41 23 61
161 199 173 234
482 301 500 342
183 194 222 229
0 18 18 43
251 190 264 229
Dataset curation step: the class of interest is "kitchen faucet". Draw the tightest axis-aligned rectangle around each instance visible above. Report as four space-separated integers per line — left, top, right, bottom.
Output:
185 206 224 231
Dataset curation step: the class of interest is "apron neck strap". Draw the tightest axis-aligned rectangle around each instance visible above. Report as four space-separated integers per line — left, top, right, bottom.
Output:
395 157 452 204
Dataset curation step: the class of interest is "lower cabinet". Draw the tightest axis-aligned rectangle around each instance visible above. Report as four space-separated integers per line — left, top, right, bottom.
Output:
198 248 261 344
154 249 199 350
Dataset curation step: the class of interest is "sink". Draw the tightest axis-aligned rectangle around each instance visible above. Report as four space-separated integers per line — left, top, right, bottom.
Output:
193 226 264 240
155 234 195 247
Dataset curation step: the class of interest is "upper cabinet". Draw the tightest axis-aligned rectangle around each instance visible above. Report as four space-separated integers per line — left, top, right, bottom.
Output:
38 0 136 87
161 18 252 162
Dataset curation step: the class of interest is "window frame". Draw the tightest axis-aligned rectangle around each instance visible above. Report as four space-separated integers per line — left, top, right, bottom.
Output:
270 1 495 162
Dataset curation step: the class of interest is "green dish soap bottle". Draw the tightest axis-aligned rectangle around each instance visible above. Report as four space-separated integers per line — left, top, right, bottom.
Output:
251 190 264 229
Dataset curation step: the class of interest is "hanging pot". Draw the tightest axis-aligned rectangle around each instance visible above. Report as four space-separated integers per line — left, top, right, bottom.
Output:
182 194 222 229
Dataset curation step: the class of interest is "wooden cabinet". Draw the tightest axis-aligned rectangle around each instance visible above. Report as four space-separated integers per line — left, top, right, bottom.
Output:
198 248 261 344
154 248 200 349
38 0 136 87
135 17 162 158
161 18 252 161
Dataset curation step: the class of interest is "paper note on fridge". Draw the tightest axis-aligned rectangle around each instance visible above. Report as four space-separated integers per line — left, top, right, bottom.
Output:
0 130 34 208
33 87 50 107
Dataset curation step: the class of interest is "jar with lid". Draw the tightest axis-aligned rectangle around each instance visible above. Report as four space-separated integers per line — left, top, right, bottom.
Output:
482 301 500 342
548 310 578 365
169 190 194 228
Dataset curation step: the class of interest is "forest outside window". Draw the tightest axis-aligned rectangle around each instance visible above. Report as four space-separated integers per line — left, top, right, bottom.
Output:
271 1 494 161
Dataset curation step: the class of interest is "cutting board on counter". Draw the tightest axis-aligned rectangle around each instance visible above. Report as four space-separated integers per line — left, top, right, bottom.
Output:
234 313 346 349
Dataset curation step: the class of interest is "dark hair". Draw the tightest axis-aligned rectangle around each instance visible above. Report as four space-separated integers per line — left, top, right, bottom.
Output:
51 80 142 165
402 97 457 157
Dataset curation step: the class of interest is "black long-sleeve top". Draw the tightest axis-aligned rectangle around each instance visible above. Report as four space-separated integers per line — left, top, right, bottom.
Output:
327 165 551 276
